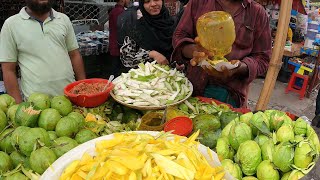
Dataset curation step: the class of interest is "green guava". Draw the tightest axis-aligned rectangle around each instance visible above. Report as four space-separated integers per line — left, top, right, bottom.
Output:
4 172 28 180
221 159 242 179
10 126 30 148
6 104 19 125
256 160 280 180
38 108 61 131
55 116 80 138
27 92 51 110
18 128 51 156
254 134 270 147
75 129 98 144
242 176 258 180
48 131 58 142
52 136 78 158
0 128 14 153
276 125 294 143
229 122 252 150
14 102 41 127
0 109 7 132
50 96 73 116
0 151 13 174
9 151 28 168
29 147 57 174
67 112 85 129
0 94 16 114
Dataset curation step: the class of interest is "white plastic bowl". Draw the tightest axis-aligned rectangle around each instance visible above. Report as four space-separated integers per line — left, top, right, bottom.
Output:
41 131 233 180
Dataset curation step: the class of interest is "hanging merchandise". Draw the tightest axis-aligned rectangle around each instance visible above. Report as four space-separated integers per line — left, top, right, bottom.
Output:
271 3 280 20
296 12 308 34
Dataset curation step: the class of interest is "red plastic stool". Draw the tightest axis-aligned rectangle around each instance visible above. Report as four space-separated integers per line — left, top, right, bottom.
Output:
285 73 309 100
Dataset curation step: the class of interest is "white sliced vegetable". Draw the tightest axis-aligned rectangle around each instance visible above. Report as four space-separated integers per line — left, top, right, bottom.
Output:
140 94 160 106
145 62 151 75
169 89 180 101
150 77 159 86
142 89 155 95
184 100 196 113
176 77 183 82
113 61 191 106
153 64 169 74
131 90 143 94
133 102 151 106
169 68 177 77
154 95 171 100
151 91 159 96
116 91 140 97
131 69 145 76
125 80 140 89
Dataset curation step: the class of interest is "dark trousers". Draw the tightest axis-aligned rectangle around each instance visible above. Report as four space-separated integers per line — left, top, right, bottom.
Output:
316 90 320 116
312 90 320 127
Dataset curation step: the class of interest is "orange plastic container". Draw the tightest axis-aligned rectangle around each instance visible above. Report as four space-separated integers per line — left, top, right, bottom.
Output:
64 78 114 107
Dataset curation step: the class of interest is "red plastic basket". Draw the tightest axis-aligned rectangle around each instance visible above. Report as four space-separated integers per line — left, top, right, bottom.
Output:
64 78 114 108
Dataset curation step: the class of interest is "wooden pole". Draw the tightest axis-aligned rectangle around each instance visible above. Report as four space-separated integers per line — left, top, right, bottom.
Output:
256 0 293 110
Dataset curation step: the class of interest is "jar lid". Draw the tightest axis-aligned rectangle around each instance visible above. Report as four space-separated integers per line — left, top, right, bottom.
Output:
164 116 193 136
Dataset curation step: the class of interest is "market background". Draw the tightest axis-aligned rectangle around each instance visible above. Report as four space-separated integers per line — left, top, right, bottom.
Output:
1 0 320 117
1 0 320 179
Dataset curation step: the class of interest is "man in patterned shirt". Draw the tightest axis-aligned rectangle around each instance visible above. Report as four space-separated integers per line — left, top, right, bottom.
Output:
172 0 272 107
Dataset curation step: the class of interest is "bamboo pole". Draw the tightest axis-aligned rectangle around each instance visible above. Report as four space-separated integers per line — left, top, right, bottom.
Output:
255 0 293 110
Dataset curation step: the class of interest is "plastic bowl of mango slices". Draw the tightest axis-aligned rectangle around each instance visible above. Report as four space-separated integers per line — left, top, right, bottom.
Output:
41 131 233 180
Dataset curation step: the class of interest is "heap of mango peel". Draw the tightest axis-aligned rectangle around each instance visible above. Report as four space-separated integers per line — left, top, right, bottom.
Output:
60 131 225 180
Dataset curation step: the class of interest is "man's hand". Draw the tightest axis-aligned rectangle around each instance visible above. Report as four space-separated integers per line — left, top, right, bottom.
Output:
203 60 249 82
190 37 214 66
149 51 169 65
187 37 249 81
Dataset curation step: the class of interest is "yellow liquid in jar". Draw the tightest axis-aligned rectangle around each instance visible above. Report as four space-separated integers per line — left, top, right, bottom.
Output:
196 11 236 58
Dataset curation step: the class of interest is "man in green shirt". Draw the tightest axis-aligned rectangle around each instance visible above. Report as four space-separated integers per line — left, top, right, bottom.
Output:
0 0 86 103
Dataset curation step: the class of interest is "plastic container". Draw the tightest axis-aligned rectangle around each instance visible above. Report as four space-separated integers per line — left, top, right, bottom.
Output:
64 78 114 107
164 116 193 136
138 112 166 131
196 11 235 58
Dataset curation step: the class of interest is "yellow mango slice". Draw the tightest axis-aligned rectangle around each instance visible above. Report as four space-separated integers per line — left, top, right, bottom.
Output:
151 153 195 180
85 113 96 122
60 160 80 180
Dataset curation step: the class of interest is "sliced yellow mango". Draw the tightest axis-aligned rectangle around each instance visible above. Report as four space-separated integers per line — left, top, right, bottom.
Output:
85 113 96 122
60 160 80 180
151 153 195 180
60 132 224 180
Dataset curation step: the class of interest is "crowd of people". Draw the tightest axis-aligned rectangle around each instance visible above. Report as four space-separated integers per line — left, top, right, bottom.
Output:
0 0 272 109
